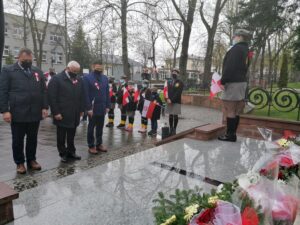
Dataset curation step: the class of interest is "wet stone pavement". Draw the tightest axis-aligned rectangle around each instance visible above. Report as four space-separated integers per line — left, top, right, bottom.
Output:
7 137 276 225
0 105 222 191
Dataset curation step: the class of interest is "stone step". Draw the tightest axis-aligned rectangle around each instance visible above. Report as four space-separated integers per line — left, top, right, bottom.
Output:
0 182 19 225
193 124 226 141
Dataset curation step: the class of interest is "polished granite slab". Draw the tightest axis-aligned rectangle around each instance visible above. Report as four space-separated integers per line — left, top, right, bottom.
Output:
8 137 271 225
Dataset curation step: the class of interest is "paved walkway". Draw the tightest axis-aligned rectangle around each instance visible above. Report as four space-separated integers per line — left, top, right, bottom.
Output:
0 105 222 188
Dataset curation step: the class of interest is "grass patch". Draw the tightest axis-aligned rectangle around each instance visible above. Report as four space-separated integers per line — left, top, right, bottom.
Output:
250 107 300 121
271 82 300 89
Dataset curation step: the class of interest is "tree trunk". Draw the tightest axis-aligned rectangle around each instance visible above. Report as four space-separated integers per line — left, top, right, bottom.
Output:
173 50 177 69
173 0 197 81
201 0 226 88
203 31 214 88
121 0 130 79
250 47 261 86
23 0 27 47
64 0 69 64
0 0 4 70
267 38 273 86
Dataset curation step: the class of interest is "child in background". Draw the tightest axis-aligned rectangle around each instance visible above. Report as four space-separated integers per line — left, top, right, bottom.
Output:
148 87 163 136
158 89 166 117
106 76 117 127
116 76 128 128
138 80 151 133
125 81 137 132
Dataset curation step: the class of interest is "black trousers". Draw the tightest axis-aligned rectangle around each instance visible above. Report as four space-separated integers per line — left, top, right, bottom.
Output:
56 126 77 157
11 121 40 165
87 115 105 148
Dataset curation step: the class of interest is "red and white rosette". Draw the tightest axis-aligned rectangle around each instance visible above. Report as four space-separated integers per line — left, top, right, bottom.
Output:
94 82 100 90
34 72 40 82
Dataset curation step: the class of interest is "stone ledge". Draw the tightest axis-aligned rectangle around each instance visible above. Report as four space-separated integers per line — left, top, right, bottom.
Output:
155 123 225 146
0 182 19 225
193 124 226 141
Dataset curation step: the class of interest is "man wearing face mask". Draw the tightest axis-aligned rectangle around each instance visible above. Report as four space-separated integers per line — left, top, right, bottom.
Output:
0 48 48 174
83 61 110 155
165 69 184 135
48 61 85 162
218 29 252 142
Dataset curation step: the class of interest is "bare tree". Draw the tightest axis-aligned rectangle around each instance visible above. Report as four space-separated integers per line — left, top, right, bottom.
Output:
200 0 229 87
24 0 53 68
171 0 197 79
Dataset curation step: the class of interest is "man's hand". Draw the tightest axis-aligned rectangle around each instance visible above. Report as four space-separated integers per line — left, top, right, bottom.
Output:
167 99 172 104
42 109 48 119
106 108 110 114
80 112 84 117
88 110 93 117
54 114 63 121
3 112 12 123
220 85 225 91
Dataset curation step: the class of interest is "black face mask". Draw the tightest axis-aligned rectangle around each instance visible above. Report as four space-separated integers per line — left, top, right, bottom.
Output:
21 60 32 69
172 74 178 80
50 72 55 76
94 70 102 75
69 72 77 78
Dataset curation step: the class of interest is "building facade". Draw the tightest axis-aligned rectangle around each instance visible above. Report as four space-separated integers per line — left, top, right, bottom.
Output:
3 13 66 73
160 55 205 82
100 54 143 81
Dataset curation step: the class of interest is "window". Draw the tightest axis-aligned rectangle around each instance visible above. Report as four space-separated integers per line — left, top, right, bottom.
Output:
51 52 63 64
42 51 47 63
13 27 23 39
35 31 44 40
3 46 10 57
50 34 63 43
57 53 63 64
13 47 20 59
5 22 8 36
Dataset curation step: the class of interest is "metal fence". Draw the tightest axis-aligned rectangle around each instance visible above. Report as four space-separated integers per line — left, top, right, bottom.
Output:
247 86 300 121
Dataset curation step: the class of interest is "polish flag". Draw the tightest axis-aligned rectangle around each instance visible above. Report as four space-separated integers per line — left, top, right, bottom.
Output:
109 85 113 98
134 84 140 102
163 80 168 99
122 87 130 106
142 100 156 119
210 72 222 99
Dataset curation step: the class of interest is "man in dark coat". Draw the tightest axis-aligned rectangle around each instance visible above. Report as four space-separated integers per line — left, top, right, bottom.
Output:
218 29 252 142
165 69 184 135
0 48 48 174
83 61 110 155
48 61 85 162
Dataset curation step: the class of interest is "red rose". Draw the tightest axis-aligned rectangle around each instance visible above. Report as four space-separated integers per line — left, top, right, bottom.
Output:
278 171 284 179
196 208 215 225
242 207 259 225
283 130 296 139
278 154 294 168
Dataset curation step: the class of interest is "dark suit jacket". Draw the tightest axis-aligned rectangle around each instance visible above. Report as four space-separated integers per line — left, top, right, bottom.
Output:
48 71 85 128
0 63 48 122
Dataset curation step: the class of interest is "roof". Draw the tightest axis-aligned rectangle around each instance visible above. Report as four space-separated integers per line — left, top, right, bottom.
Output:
101 54 142 67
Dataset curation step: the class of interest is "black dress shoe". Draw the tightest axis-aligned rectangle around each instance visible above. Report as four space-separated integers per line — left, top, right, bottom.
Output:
61 155 68 163
117 124 125 128
106 123 114 128
218 134 237 142
68 153 81 160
